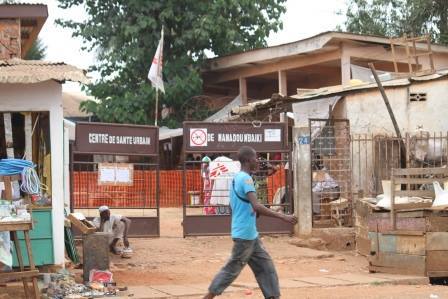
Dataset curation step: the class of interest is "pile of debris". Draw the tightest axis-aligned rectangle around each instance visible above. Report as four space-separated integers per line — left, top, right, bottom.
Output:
41 270 123 299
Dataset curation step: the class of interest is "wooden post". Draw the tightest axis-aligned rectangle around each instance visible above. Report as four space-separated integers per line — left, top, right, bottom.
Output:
279 112 286 123
404 34 413 73
278 70 287 96
24 113 32 161
390 38 399 73
154 90 159 126
3 113 14 158
24 230 40 298
390 168 396 230
293 127 312 236
3 112 20 197
239 77 248 105
426 35 435 72
341 44 351 85
411 34 420 70
12 231 30 298
369 63 407 168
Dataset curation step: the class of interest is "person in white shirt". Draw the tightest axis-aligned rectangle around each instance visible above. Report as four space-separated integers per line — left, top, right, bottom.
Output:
93 206 131 254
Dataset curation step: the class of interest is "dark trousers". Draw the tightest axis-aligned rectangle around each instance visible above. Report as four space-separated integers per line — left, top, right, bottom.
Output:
208 238 280 298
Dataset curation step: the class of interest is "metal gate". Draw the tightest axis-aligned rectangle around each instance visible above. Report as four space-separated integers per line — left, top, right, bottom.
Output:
70 122 160 237
310 119 352 227
182 121 294 237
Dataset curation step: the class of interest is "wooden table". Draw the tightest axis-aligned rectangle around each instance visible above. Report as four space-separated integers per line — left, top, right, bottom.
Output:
0 220 40 299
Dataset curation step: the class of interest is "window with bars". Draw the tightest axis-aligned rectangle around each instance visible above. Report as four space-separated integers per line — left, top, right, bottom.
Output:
409 92 427 102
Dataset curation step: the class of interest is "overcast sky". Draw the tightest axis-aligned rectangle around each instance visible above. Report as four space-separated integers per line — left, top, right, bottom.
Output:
35 0 348 92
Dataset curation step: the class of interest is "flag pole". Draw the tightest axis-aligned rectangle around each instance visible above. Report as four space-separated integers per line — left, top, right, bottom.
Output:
155 89 159 126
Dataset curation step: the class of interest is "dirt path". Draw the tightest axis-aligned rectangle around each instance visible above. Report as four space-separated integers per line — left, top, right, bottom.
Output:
2 208 442 299
106 208 366 286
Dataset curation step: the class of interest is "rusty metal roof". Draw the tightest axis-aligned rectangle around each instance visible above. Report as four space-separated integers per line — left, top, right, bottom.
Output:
0 59 89 84
231 69 448 116
289 69 448 101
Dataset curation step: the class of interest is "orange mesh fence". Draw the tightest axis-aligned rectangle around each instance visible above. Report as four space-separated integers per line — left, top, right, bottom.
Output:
73 170 201 208
73 168 286 208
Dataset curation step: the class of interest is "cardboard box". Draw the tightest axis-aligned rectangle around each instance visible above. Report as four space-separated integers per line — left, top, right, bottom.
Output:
68 213 97 235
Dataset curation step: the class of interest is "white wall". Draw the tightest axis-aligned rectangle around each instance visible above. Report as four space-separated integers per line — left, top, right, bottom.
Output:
340 79 448 135
408 80 448 132
0 81 65 266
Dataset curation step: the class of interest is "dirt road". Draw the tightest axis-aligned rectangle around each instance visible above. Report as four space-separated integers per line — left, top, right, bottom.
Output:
3 208 443 298
108 208 367 286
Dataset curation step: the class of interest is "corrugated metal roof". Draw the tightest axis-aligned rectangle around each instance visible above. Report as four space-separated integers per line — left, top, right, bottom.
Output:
231 99 271 115
0 59 89 84
231 69 448 116
0 2 45 5
290 69 448 101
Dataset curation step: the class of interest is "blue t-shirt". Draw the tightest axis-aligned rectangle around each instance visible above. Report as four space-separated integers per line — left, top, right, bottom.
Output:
230 171 258 240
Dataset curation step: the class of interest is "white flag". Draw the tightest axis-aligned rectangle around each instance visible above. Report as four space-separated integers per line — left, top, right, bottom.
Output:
148 29 165 93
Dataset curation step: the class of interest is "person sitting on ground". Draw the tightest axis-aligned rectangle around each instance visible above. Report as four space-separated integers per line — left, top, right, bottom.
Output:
93 206 131 254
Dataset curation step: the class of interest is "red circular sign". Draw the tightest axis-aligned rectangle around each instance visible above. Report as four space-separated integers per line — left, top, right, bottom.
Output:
190 129 207 146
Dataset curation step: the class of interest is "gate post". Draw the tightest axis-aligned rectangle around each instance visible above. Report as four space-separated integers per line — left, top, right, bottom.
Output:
293 127 312 236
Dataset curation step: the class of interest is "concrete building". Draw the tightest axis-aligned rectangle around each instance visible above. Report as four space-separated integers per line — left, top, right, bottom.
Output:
202 31 448 107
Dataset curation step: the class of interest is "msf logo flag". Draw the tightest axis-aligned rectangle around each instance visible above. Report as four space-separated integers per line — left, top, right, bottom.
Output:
148 28 165 93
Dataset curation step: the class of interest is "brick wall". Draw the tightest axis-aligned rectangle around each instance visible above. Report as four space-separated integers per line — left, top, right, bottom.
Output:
0 19 21 60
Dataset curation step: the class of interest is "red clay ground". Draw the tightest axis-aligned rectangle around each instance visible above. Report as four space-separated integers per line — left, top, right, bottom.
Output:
2 208 447 298
107 208 367 286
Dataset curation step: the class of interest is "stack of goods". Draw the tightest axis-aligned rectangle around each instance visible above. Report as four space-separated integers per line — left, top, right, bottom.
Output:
0 199 30 222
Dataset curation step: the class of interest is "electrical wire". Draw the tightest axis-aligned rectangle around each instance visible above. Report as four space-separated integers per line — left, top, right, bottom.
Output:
0 158 47 195
0 159 34 175
20 167 45 195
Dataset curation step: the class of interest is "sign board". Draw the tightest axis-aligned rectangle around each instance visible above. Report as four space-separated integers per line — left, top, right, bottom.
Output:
298 135 310 145
75 122 158 155
183 122 288 152
98 163 134 186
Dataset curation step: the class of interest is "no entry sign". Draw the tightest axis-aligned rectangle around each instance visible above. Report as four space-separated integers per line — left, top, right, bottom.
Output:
190 128 208 147
183 122 288 152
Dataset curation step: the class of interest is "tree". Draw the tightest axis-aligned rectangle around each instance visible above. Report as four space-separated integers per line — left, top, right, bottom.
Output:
25 38 47 60
56 0 287 127
341 0 448 45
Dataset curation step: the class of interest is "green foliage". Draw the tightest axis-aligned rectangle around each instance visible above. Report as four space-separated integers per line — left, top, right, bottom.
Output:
25 38 47 60
57 0 287 127
340 0 448 45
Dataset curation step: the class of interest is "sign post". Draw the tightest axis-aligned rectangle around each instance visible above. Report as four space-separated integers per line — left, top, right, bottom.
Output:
71 122 160 237
182 121 292 237
75 122 158 155
183 122 288 153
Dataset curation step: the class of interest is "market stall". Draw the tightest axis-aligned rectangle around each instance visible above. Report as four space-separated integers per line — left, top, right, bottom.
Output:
0 61 88 267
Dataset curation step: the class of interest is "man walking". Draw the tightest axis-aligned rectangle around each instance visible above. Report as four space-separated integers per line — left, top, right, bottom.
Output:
203 146 298 299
